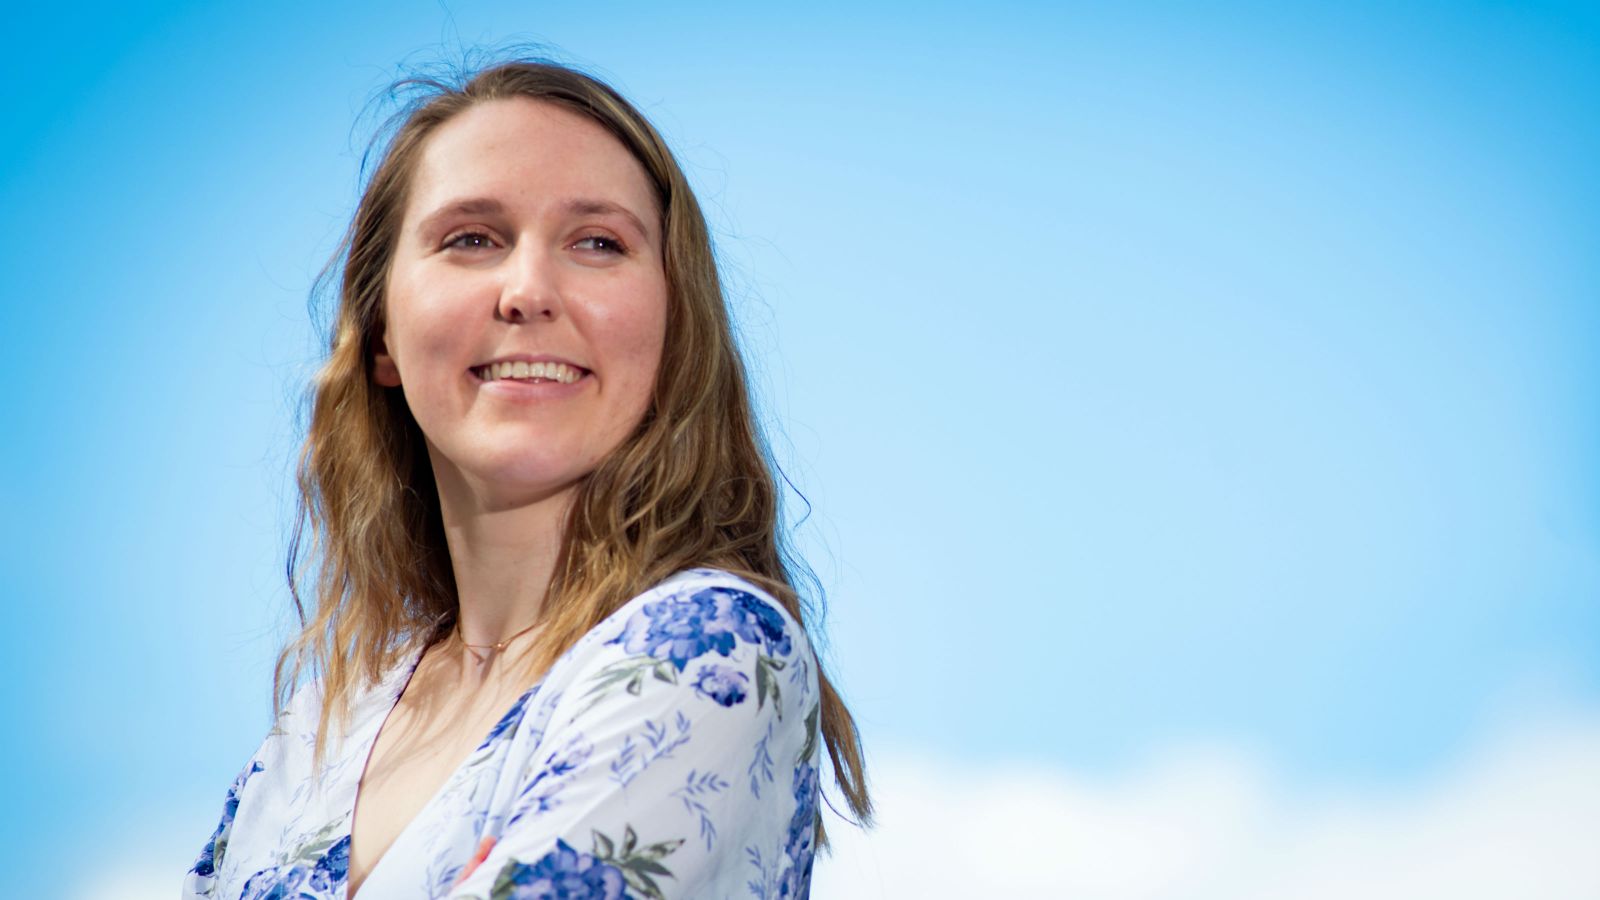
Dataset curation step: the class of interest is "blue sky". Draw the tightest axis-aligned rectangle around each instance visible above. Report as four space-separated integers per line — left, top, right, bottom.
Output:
1 1 1596 893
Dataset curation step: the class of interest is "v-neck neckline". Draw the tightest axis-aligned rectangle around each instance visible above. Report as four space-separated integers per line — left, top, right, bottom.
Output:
341 642 539 899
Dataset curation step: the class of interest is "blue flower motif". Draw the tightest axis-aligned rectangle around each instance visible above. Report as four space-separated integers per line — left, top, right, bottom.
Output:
478 686 538 751
237 834 350 900
493 839 627 899
784 762 819 866
190 759 264 877
612 590 731 671
309 835 350 891
240 863 309 900
731 591 792 658
692 663 750 707
610 586 793 672
778 857 813 900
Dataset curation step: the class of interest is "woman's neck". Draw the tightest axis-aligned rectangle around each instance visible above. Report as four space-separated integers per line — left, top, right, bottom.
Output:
430 459 575 672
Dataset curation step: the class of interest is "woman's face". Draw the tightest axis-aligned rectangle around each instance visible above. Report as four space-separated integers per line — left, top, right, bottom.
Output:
374 97 668 506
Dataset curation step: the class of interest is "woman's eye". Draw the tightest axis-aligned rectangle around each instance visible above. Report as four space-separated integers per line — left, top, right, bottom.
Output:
574 234 627 255
443 231 494 251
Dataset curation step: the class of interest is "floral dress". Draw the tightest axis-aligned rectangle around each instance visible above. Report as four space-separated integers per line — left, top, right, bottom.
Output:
182 568 821 900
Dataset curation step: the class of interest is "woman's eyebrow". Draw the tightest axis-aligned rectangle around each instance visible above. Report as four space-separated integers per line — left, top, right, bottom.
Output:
414 196 652 243
562 198 652 243
415 197 506 237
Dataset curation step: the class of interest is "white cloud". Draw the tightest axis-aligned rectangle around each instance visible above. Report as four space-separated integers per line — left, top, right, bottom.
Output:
73 818 203 900
86 717 1600 900
812 718 1600 899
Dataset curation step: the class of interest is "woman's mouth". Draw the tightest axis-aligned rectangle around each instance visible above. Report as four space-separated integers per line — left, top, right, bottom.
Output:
471 360 589 384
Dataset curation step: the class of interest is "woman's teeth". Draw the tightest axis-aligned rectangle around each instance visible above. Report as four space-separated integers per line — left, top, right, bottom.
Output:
475 361 584 384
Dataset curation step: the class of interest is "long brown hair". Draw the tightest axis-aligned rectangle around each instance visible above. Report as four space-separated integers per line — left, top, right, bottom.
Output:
274 54 870 844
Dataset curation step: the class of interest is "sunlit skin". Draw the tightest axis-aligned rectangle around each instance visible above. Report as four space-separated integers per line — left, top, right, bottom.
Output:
373 96 668 663
349 98 669 896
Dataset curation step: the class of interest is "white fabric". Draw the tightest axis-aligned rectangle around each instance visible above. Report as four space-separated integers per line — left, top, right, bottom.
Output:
182 568 822 900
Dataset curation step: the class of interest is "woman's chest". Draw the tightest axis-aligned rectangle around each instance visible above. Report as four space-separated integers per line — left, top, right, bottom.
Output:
346 678 535 893
213 653 558 899
346 711 493 888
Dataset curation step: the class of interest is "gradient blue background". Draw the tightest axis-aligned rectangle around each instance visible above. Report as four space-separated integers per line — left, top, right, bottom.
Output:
2 1 1596 893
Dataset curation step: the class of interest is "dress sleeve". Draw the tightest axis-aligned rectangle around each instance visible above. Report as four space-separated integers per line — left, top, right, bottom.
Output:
446 578 823 900
181 754 267 898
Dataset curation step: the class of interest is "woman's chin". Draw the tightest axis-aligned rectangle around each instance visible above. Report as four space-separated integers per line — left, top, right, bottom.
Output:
442 456 600 508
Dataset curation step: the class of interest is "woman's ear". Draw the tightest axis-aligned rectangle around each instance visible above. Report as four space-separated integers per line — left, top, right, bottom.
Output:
372 328 402 387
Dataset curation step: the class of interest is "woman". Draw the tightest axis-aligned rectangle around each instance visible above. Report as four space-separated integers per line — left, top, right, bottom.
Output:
182 57 870 900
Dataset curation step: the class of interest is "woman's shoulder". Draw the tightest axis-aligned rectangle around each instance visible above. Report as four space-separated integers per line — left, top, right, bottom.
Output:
626 566 789 607
604 567 813 663
541 566 820 723
630 566 801 622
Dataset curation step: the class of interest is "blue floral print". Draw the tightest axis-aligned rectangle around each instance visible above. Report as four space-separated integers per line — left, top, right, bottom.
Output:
692 664 750 707
730 590 793 658
778 764 819 898
588 825 687 900
238 834 350 900
191 760 264 882
509 734 595 825
489 839 626 900
182 569 821 900
479 685 539 751
584 586 797 721
609 586 793 672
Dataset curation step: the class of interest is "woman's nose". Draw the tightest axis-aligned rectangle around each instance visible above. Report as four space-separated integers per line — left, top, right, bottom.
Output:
497 242 562 323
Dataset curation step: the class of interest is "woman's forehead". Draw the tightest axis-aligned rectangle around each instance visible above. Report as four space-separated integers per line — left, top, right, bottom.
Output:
404 97 660 233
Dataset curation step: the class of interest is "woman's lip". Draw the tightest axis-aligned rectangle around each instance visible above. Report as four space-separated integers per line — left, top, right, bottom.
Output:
470 357 592 381
471 354 589 370
471 367 592 399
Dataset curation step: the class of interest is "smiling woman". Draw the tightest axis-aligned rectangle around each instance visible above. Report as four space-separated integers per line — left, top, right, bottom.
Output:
374 97 669 518
181 56 870 900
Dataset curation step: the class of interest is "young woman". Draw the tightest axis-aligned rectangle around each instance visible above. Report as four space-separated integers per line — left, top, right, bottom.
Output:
182 57 870 900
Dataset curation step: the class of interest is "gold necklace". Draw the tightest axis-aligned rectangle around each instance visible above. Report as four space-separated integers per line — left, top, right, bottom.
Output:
455 618 541 663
